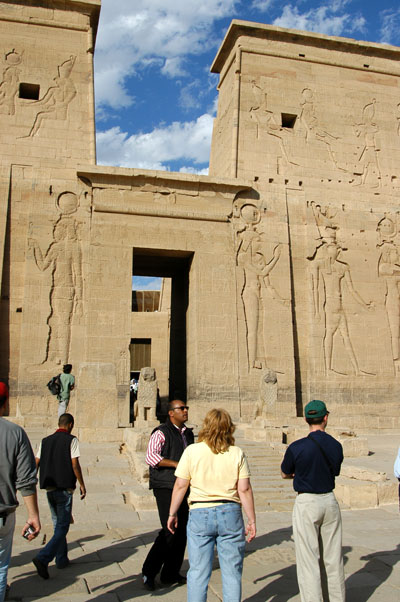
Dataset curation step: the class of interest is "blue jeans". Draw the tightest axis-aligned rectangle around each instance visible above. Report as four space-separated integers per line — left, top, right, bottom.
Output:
0 512 15 602
37 490 72 568
187 503 245 602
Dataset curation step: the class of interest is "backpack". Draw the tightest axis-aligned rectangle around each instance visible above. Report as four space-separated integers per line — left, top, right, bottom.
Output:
47 374 61 396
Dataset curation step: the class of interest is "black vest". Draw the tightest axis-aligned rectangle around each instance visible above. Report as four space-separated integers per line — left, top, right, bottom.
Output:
39 430 76 490
149 419 194 490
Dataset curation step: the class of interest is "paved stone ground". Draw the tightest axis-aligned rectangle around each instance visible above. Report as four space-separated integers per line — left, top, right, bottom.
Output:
5 427 400 601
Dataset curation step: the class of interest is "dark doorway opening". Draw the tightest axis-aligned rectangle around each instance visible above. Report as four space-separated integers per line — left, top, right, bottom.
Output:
132 248 193 402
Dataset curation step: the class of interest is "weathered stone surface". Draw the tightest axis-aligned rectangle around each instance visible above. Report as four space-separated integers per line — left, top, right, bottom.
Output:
341 466 388 482
336 476 398 508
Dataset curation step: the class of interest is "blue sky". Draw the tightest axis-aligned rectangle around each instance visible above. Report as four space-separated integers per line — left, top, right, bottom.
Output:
93 0 400 290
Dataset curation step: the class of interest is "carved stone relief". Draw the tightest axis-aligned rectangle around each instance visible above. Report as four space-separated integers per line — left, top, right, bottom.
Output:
234 201 287 372
298 88 342 171
307 201 339 260
377 216 400 372
28 192 83 364
0 49 22 115
22 55 76 137
249 79 298 166
353 99 381 189
117 349 130 385
245 80 400 191
309 239 374 377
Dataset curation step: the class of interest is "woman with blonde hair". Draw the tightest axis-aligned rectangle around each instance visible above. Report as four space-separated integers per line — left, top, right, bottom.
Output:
167 408 256 602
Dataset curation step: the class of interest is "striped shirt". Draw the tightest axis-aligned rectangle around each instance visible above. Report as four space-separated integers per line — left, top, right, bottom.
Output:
145 424 188 467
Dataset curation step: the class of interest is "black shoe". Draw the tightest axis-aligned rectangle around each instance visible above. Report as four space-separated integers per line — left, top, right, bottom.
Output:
142 573 156 591
160 574 187 586
33 557 49 580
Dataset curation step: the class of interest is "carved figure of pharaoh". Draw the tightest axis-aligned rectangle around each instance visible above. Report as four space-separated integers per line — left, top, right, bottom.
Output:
255 368 278 418
134 367 158 424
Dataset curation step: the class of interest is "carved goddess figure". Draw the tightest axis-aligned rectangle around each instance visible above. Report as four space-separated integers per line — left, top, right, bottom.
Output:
0 50 22 115
310 242 373 376
29 218 83 363
236 204 282 370
378 242 400 370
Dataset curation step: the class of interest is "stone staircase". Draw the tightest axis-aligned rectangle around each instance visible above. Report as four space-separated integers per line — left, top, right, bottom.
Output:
123 430 297 512
234 436 297 511
15 421 398 516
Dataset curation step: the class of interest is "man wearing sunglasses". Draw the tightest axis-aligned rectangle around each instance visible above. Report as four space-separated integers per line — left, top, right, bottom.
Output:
142 398 194 591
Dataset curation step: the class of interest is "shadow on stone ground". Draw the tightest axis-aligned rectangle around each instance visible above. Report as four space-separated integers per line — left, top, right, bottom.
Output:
7 529 400 601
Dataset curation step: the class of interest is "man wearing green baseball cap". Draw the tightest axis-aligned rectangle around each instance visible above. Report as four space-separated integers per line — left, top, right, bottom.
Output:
281 400 345 601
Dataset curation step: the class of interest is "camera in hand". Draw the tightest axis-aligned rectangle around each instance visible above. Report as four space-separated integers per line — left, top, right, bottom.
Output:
23 525 35 539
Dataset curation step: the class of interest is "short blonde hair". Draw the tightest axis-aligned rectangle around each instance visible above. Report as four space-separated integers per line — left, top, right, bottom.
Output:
198 408 235 454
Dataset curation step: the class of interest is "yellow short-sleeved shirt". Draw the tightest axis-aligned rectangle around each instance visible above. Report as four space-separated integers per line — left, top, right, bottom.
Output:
175 441 251 508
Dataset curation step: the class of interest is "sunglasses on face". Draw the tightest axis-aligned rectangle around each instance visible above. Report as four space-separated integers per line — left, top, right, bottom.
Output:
171 406 189 411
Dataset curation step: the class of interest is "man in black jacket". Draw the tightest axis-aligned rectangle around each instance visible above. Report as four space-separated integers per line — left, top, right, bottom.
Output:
142 399 194 590
32 413 86 579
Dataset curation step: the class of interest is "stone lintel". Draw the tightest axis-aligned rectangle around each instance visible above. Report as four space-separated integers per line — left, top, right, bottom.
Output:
77 164 253 196
211 19 400 74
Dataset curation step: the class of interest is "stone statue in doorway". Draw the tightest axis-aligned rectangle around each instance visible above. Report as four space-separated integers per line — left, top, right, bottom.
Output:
255 368 278 418
134 367 158 425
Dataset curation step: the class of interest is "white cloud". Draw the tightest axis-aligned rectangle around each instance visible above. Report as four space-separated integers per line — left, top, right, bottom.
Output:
379 8 400 45
179 81 203 111
132 276 162 291
251 0 274 11
95 0 238 109
179 166 209 175
96 113 214 170
273 1 366 37
161 57 188 78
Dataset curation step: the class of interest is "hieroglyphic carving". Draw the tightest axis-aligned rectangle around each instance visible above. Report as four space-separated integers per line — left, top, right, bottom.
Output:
310 242 374 376
377 216 400 371
28 192 82 364
353 99 381 188
134 366 157 424
0 49 22 115
249 79 298 166
234 202 287 371
117 349 130 385
299 88 342 170
23 56 76 137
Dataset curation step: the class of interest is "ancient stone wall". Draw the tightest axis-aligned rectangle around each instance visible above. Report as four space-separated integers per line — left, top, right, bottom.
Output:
2 5 400 431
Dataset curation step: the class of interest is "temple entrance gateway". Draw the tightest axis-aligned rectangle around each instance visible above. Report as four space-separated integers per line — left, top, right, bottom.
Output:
2 2 400 435
132 249 193 404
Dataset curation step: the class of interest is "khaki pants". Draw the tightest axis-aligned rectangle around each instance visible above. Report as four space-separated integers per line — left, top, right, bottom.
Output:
293 492 345 602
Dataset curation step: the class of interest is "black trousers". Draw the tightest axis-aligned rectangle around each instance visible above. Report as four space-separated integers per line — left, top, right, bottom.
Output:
142 487 189 581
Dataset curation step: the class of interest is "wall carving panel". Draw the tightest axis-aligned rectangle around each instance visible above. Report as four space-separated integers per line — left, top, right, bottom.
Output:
22 55 76 137
0 49 21 115
28 192 83 364
233 200 288 372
